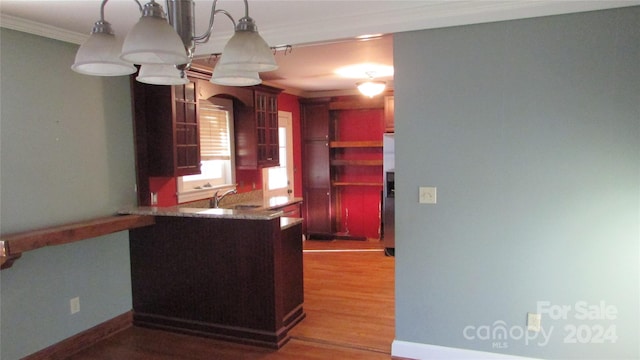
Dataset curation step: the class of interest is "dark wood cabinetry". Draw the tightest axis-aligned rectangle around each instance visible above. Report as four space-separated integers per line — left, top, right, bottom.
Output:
301 96 386 240
132 75 204 205
131 68 282 205
129 216 304 348
134 79 201 178
235 87 282 169
301 99 333 238
256 90 280 167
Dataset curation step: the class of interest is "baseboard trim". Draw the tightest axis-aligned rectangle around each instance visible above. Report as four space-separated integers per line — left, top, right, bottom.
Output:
24 311 132 360
133 311 293 349
391 340 540 360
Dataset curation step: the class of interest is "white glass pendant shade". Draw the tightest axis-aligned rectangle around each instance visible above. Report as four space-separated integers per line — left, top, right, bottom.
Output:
121 5 188 65
72 28 136 76
136 64 189 85
218 23 277 72
357 80 386 97
210 64 261 86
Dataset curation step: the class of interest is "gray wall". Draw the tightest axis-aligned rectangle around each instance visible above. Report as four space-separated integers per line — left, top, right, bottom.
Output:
0 29 136 359
394 7 639 359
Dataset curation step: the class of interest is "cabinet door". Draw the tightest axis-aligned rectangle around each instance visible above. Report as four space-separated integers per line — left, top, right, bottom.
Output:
304 188 333 236
302 141 332 235
303 141 330 188
255 90 279 167
137 79 201 178
173 81 201 176
301 102 330 140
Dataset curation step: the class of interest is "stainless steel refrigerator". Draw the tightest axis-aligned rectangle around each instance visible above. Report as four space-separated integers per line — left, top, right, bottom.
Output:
383 133 395 256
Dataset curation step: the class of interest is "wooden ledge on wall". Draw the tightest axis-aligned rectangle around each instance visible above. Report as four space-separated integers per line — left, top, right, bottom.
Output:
0 214 155 270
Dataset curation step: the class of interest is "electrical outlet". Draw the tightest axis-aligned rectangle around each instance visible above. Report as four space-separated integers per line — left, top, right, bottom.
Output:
151 192 158 205
70 297 80 315
419 186 437 204
527 312 541 332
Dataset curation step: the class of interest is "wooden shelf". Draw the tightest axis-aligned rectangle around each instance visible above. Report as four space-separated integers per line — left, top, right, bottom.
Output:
1 214 155 269
332 182 383 187
331 159 383 166
329 141 383 148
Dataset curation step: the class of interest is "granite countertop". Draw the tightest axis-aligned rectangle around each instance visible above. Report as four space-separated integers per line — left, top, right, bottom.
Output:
232 196 303 211
118 195 304 223
280 217 303 230
118 206 283 220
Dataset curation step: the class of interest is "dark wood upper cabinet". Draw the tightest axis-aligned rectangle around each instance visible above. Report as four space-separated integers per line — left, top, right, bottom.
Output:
235 86 282 170
301 100 331 141
132 78 201 179
131 69 282 205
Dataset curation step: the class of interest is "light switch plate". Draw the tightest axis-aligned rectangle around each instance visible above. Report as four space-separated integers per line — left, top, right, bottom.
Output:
527 312 541 332
70 297 80 314
419 187 437 204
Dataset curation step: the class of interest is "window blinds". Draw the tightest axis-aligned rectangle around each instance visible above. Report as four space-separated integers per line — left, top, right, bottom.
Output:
199 101 231 160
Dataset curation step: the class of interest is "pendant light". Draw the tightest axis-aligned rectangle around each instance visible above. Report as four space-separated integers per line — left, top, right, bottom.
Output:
71 7 136 76
120 0 189 65
71 0 277 86
216 16 278 72
136 64 189 85
210 64 261 87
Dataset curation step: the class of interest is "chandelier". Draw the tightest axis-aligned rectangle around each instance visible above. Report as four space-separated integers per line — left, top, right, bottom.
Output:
71 0 277 86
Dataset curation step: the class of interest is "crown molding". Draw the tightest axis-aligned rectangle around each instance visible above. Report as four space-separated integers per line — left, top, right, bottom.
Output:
190 0 640 56
0 14 87 45
2 1 638 54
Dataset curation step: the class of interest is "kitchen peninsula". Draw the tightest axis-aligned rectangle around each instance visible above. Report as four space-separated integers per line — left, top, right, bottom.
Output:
119 206 304 348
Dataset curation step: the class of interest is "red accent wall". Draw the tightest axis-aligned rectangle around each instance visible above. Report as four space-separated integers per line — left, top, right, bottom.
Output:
334 108 384 239
236 169 262 193
149 177 178 206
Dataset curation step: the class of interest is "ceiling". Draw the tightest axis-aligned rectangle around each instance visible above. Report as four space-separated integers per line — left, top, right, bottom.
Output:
1 1 637 97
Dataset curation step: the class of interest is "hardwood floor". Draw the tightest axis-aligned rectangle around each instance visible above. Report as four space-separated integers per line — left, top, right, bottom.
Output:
70 239 395 359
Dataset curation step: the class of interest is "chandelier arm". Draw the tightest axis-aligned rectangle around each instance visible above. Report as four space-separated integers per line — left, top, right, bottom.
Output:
99 0 108 21
133 0 143 13
195 9 236 44
193 0 218 43
100 0 142 22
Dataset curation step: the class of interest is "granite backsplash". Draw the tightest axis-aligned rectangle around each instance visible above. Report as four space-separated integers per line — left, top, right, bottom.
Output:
179 190 263 209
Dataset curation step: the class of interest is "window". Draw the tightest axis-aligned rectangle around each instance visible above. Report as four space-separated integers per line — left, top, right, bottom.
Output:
177 97 235 203
263 111 293 198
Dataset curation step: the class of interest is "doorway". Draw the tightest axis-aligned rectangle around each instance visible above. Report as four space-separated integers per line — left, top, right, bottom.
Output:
263 111 294 198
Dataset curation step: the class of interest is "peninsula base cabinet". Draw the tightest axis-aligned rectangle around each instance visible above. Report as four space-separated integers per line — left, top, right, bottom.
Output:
129 216 304 348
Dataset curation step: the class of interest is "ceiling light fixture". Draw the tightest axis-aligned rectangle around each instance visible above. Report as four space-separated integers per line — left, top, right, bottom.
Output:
357 72 386 98
72 0 277 86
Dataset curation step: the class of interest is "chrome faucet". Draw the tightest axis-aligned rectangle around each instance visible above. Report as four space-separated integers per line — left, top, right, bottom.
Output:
210 189 237 208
